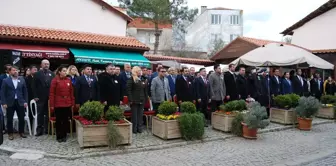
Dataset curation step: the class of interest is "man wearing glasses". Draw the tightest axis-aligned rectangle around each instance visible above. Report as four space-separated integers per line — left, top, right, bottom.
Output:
150 67 171 114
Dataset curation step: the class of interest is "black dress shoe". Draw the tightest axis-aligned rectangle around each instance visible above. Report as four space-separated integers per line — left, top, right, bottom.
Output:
19 133 27 138
62 137 67 142
132 131 137 134
57 139 63 143
35 132 43 137
137 130 142 133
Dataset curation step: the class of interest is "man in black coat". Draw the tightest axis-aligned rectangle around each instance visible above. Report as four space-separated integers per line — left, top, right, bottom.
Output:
291 69 305 96
75 65 99 106
270 68 281 97
258 69 271 116
0 64 11 134
32 60 55 136
25 65 37 128
175 67 195 103
99 64 123 112
310 73 323 100
247 68 261 101
195 68 211 126
224 64 238 101
236 67 249 100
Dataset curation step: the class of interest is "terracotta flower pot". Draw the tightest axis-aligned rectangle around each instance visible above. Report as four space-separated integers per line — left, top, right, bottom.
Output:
241 122 257 139
297 117 312 130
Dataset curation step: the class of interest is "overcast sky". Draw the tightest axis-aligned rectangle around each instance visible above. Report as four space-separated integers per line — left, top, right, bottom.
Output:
107 0 328 41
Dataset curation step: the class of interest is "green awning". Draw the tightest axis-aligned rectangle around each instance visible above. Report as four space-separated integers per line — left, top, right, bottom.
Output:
70 48 150 67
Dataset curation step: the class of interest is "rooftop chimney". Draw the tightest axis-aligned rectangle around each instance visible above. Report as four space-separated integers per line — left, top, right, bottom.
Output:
201 6 207 14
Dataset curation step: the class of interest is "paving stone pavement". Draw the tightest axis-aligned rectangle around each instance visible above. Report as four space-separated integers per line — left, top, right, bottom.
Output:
1 122 336 166
0 118 333 159
302 152 336 166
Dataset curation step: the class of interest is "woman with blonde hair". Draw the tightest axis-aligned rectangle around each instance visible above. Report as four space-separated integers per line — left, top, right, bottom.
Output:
127 66 148 134
67 65 79 86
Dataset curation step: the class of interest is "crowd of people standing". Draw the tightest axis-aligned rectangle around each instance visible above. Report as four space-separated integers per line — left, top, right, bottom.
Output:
0 59 335 143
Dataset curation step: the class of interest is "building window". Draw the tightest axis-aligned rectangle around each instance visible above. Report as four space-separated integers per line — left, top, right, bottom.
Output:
230 34 239 41
230 15 240 25
150 34 156 44
211 14 222 25
211 33 219 41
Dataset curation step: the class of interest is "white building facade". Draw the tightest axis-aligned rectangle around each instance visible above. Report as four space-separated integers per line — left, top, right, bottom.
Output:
0 0 131 36
185 7 243 53
289 7 336 50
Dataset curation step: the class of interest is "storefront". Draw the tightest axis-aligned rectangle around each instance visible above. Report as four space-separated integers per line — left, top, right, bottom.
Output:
0 43 71 74
70 48 151 68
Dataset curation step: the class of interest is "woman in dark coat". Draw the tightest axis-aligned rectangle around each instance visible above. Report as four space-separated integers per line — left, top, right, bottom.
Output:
127 66 148 134
325 76 335 95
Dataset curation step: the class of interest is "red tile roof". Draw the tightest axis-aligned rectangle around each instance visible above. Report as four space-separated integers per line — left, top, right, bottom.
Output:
0 24 149 50
211 37 309 60
144 54 214 65
281 0 336 35
92 0 133 22
128 18 172 29
312 49 336 54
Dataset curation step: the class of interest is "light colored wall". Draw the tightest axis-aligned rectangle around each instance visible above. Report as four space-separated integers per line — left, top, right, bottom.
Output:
127 28 172 51
291 7 336 50
185 9 243 53
0 0 127 36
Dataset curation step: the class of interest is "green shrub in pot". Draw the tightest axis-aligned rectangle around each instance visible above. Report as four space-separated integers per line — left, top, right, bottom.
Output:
158 101 178 116
79 101 105 122
178 112 204 140
274 95 292 109
106 106 124 121
180 101 197 113
287 94 300 108
321 95 336 105
243 103 269 129
295 96 320 118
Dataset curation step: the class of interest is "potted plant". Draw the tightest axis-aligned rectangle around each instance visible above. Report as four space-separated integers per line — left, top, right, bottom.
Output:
317 95 335 119
74 102 132 148
74 101 107 148
270 94 299 125
295 96 320 130
178 112 204 140
212 100 246 132
241 102 270 139
105 105 132 146
152 101 181 140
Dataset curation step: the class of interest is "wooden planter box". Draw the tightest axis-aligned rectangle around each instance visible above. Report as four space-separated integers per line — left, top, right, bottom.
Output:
270 108 297 125
211 112 236 132
316 107 335 119
75 119 132 148
152 116 181 140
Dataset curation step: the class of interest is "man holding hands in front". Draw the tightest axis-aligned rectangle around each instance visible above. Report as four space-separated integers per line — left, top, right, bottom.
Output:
1 66 28 140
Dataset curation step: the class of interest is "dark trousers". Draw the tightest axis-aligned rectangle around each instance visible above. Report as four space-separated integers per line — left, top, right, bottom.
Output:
37 99 49 134
198 99 208 120
153 103 160 114
131 103 144 133
210 100 222 121
55 107 70 140
7 100 25 134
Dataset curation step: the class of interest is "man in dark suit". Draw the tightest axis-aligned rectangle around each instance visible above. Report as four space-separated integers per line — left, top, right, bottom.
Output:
236 67 249 100
32 60 55 136
291 69 305 96
76 65 99 106
166 67 177 98
310 73 323 100
281 72 293 94
270 68 281 97
0 64 12 134
224 64 238 101
120 63 132 95
175 67 195 103
1 66 28 140
25 65 37 128
258 69 271 116
195 68 211 126
99 64 122 112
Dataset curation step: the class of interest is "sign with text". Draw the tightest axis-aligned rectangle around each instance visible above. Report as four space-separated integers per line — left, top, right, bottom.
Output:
75 57 150 67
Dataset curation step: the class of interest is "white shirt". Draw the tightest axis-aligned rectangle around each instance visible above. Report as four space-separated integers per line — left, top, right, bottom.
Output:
12 77 18 99
297 75 303 86
275 76 279 84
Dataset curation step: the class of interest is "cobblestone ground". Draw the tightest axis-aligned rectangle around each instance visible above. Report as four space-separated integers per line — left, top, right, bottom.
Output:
303 153 336 166
1 122 336 166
